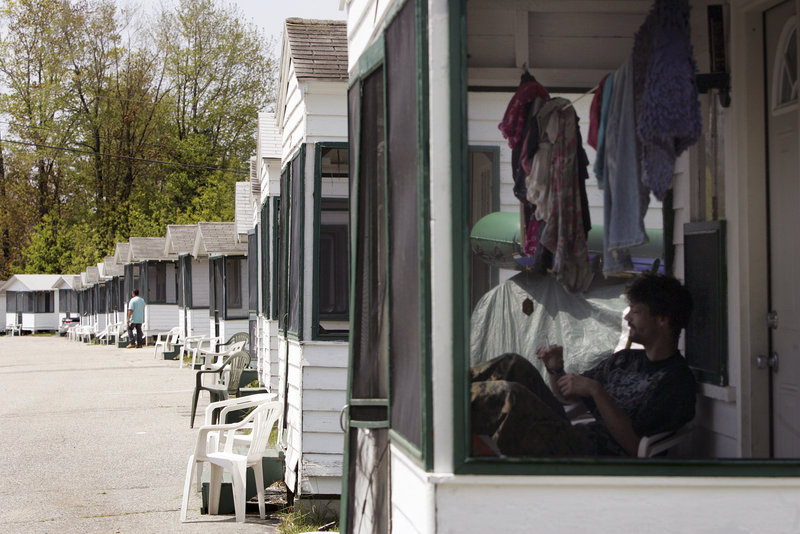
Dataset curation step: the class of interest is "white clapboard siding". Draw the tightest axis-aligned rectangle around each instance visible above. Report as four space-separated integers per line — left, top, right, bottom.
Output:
186 308 210 338
218 319 248 344
282 65 308 162
145 304 178 335
346 0 394 72
24 312 58 332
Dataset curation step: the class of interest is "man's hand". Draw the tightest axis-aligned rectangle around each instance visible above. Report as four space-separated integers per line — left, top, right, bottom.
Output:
556 374 600 399
535 344 564 373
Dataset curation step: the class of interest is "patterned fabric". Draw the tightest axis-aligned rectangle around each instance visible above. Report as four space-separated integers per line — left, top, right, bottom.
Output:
538 103 593 293
470 350 696 457
498 80 551 150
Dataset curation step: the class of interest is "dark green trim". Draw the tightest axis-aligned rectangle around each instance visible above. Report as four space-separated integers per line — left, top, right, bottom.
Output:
457 457 800 477
287 144 306 339
312 142 350 342
351 421 390 429
450 0 471 475
415 0 433 472
468 145 502 289
348 34 386 87
271 196 280 320
260 201 270 316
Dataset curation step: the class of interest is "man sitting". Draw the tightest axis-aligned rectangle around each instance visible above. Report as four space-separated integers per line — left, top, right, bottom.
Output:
470 272 696 457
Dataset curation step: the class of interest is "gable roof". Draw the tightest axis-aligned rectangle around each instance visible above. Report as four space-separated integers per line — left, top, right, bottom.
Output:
53 274 82 290
284 19 348 80
81 266 100 287
128 237 176 262
192 222 248 257
165 224 199 255
114 243 130 265
0 274 63 293
101 256 124 278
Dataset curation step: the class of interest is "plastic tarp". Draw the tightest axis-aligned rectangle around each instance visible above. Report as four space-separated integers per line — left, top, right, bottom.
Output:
470 272 632 376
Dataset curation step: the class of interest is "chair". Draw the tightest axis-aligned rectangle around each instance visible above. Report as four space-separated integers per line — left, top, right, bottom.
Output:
189 350 252 428
194 393 279 492
180 400 281 523
181 336 220 369
219 331 250 351
565 402 691 458
199 340 248 370
153 327 181 359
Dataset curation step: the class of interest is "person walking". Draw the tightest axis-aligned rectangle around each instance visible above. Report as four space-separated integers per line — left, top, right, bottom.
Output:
126 289 146 348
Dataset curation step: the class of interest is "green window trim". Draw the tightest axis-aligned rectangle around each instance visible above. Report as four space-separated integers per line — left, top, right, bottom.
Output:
271 196 281 320
280 146 306 340
312 141 350 342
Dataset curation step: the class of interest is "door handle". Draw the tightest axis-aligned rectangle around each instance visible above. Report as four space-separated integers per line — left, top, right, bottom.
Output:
339 404 349 432
757 352 779 372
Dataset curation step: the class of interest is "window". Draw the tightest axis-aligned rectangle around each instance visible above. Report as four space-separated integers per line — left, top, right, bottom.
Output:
277 171 288 330
97 284 107 314
468 147 499 310
271 197 281 320
248 231 258 313
178 255 192 308
773 16 798 112
7 291 17 313
59 289 69 313
260 203 270 315
288 150 304 336
313 143 351 339
146 262 177 304
24 293 34 313
124 264 140 303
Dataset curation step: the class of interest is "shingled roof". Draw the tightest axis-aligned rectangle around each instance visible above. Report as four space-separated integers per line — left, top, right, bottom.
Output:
114 243 130 265
102 256 124 278
128 237 176 262
193 222 248 257
284 19 348 80
165 225 199 255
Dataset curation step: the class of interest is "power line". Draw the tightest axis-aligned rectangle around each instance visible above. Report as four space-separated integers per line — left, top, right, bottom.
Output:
0 119 216 157
0 138 248 175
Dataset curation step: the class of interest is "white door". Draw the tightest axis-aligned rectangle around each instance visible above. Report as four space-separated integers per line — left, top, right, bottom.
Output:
765 0 800 457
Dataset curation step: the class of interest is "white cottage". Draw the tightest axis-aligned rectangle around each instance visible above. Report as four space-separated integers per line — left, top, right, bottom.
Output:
52 274 81 331
340 0 800 532
252 111 282 392
191 222 248 342
126 237 179 337
0 274 63 333
79 266 100 331
0 282 5 334
267 18 350 510
164 224 210 339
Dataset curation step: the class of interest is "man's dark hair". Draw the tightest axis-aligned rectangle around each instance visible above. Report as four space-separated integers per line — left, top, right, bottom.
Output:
133 289 139 296
624 272 692 339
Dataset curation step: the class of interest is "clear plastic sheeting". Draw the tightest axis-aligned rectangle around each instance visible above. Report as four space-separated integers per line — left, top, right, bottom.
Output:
470 272 631 376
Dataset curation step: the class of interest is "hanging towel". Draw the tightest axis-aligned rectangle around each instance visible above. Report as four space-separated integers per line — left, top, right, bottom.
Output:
593 72 615 190
587 74 611 150
602 57 651 276
633 0 702 200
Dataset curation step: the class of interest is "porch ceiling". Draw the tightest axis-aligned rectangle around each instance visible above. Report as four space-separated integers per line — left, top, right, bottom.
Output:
467 0 652 89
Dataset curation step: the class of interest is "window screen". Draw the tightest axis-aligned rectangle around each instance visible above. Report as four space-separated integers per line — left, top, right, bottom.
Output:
278 171 288 330
350 66 389 400
387 0 423 448
148 263 167 303
288 154 303 335
225 257 247 319
319 201 349 319
98 285 107 314
59 290 68 313
260 203 270 315
212 257 223 318
248 232 258 313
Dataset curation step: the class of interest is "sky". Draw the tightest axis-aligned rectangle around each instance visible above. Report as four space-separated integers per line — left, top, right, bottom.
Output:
136 0 347 55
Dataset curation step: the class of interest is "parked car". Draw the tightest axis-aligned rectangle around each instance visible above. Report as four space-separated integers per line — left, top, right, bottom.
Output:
58 317 78 336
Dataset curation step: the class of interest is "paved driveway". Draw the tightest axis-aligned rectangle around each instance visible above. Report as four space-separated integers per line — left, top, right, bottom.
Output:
0 335 280 533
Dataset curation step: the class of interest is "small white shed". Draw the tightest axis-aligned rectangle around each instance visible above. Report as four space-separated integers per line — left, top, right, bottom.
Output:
0 274 63 333
164 224 210 339
126 237 179 337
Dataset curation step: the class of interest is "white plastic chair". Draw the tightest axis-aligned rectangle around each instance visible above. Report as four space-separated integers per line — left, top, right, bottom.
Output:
194 393 278 491
180 400 281 523
181 336 219 369
199 340 248 370
153 327 181 359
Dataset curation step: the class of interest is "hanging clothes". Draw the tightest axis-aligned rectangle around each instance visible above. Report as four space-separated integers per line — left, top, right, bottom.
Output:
587 74 611 151
499 78 551 204
633 0 702 200
602 57 651 276
593 73 615 190
537 99 594 293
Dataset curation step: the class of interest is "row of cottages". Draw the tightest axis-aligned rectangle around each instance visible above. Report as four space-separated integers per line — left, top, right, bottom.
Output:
0 274 65 333
338 0 800 532
246 18 350 511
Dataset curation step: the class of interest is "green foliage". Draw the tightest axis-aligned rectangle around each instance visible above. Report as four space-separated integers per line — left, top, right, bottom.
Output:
0 0 276 276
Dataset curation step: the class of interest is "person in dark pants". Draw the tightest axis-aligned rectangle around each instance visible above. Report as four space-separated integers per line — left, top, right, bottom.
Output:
126 289 146 348
471 272 696 457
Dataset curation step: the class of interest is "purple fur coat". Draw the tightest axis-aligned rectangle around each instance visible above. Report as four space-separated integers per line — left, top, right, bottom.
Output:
633 0 702 200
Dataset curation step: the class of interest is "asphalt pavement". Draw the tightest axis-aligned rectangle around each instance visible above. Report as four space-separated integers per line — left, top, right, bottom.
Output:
0 334 281 534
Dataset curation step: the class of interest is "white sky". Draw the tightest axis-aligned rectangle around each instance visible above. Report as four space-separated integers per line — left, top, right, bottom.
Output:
134 0 347 55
